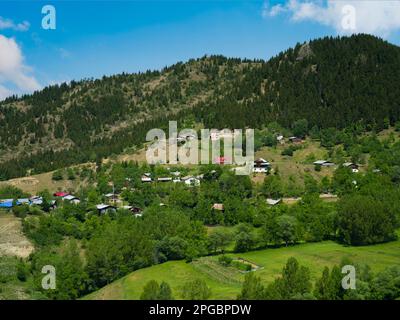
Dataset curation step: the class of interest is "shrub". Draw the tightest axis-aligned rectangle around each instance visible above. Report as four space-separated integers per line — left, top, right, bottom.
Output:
218 255 233 266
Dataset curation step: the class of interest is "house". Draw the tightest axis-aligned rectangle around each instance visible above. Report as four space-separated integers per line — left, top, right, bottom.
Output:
141 175 152 183
181 176 200 187
211 203 224 211
313 160 335 167
104 193 121 204
30 196 43 205
266 198 282 206
96 204 116 214
289 136 303 144
63 195 81 204
16 198 30 205
343 162 359 173
319 193 338 200
131 206 142 213
123 205 143 215
54 191 69 197
253 158 271 173
157 177 173 182
0 199 14 208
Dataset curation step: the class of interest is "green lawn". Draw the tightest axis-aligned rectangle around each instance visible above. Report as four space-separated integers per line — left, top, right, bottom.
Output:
85 237 400 300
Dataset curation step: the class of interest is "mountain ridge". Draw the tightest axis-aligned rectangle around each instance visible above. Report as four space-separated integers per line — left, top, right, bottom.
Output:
1 34 399 179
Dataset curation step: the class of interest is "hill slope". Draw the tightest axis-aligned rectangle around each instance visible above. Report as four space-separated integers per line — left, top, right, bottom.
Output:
85 239 400 300
1 34 400 179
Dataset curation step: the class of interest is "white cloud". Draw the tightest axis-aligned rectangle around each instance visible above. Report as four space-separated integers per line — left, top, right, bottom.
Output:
0 85 12 100
0 35 41 100
263 0 400 38
0 17 30 32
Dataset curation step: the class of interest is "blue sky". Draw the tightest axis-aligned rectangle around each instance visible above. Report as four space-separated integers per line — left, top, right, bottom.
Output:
1 0 400 99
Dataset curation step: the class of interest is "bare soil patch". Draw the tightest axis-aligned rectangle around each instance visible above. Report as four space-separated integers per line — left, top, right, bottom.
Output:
0 213 34 258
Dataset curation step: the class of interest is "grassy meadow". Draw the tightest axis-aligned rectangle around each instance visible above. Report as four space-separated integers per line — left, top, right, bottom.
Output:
85 235 400 300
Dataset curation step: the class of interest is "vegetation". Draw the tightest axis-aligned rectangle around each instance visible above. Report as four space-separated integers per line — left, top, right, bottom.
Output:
2 35 400 179
1 34 400 301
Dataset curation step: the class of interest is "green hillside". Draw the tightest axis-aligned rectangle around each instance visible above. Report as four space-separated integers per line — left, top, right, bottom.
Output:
85 238 400 300
1 34 400 179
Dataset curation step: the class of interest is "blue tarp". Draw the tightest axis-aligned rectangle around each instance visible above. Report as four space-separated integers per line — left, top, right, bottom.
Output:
0 200 13 208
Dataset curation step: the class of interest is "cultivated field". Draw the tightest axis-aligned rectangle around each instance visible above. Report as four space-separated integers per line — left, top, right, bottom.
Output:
0 212 34 258
85 236 400 300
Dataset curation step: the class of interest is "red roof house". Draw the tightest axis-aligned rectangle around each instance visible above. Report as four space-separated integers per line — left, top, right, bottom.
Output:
54 192 69 197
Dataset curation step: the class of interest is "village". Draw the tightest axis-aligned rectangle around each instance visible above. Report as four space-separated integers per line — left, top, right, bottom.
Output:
1 139 361 216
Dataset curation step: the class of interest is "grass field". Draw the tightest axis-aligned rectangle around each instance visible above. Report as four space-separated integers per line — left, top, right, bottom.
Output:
85 236 400 300
0 212 34 258
0 163 96 195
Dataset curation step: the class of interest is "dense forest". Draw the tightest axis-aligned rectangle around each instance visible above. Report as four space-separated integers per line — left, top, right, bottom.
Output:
1 34 400 179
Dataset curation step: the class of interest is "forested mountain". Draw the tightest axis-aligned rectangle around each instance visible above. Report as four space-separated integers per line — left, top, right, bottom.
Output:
1 34 400 179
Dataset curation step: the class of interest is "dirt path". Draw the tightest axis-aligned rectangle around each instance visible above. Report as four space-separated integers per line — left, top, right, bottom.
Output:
0 213 34 258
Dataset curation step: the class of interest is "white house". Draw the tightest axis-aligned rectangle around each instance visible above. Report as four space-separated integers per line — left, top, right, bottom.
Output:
313 160 335 167
63 195 81 204
253 158 271 173
182 176 201 187
96 204 116 214
157 177 173 182
141 175 152 183
266 198 282 206
30 196 43 205
343 162 359 173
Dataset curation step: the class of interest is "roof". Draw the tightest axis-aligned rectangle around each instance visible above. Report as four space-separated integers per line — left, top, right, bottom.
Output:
343 162 358 167
319 193 338 199
266 198 282 206
0 199 14 203
254 158 270 165
31 198 43 205
181 175 194 180
54 192 69 197
212 203 224 211
313 160 330 165
0 199 13 208
96 204 115 210
17 198 30 204
157 177 172 182
63 195 79 201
